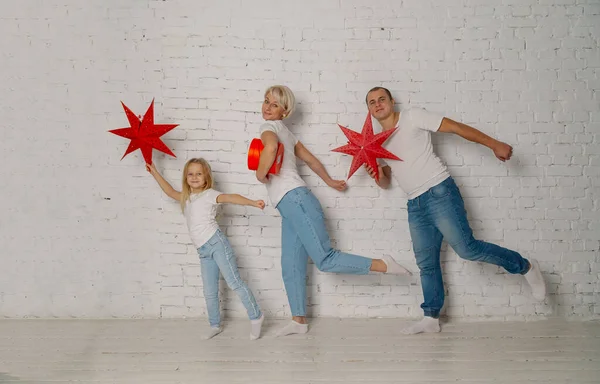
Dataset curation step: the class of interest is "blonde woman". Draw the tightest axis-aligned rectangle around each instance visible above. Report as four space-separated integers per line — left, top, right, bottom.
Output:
256 85 411 337
147 159 265 340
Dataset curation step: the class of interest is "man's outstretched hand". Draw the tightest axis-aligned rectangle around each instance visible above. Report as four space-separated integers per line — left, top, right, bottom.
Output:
493 141 513 162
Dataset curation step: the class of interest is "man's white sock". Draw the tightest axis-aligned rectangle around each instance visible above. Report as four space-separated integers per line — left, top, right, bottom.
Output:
524 258 546 301
402 317 440 335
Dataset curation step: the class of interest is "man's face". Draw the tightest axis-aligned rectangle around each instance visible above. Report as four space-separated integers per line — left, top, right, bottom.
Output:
366 89 394 120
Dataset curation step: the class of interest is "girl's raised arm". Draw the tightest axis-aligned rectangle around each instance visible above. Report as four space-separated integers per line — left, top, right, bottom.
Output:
146 163 182 201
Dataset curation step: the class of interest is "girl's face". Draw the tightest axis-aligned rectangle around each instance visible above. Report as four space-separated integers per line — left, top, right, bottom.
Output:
186 163 207 192
262 93 286 121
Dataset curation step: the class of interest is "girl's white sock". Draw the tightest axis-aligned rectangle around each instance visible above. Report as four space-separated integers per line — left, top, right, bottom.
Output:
250 314 264 340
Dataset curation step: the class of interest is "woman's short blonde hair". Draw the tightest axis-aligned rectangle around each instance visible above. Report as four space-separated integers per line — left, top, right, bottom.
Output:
264 85 296 119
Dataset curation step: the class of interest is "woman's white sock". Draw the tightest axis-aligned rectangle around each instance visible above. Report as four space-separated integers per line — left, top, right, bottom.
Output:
204 326 223 340
275 320 308 337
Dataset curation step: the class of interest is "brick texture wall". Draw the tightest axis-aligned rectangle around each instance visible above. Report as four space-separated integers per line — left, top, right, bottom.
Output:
1 0 598 319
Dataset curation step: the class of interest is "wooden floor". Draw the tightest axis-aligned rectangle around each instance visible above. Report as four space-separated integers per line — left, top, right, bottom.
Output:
0 318 599 383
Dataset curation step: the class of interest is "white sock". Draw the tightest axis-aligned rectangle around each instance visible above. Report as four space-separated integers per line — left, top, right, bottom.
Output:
275 320 308 337
382 255 412 275
402 317 440 335
524 258 546 301
204 326 223 340
250 314 264 340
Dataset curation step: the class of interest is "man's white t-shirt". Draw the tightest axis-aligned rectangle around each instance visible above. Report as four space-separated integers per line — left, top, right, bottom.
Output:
376 108 450 200
184 188 222 248
259 120 307 207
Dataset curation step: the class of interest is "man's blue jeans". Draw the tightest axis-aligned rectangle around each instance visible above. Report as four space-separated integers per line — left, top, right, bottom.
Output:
408 177 529 318
277 187 373 317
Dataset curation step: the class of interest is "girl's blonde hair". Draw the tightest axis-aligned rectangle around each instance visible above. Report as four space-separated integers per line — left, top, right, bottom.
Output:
264 85 296 119
180 158 213 212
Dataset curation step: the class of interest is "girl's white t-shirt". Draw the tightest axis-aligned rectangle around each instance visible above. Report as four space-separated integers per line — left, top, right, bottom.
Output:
376 108 450 199
184 188 222 248
259 120 306 207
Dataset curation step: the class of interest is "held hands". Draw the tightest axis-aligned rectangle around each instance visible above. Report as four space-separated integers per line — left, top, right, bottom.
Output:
327 179 347 192
493 141 513 162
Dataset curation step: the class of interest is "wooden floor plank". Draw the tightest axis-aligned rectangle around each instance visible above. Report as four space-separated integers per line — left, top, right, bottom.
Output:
0 318 598 383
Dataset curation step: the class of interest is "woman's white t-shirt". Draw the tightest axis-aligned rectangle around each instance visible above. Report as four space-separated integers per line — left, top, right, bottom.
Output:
184 188 222 248
259 120 306 207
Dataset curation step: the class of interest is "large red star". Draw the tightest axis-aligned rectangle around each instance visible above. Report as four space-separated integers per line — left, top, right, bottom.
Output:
109 99 177 165
332 113 401 181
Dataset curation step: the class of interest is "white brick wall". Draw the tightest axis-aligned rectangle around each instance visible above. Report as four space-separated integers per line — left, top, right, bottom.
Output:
1 0 598 319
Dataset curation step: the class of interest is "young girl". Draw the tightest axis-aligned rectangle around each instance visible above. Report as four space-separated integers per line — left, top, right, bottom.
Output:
147 159 265 340
255 85 411 337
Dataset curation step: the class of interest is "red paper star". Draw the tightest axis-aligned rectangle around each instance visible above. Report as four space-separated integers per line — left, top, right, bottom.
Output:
332 113 401 180
109 99 177 165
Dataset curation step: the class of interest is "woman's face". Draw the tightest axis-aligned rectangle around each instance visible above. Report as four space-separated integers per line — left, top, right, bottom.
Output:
262 92 286 121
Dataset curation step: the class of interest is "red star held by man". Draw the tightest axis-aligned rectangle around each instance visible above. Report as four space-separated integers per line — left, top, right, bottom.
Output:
109 99 177 165
332 113 401 181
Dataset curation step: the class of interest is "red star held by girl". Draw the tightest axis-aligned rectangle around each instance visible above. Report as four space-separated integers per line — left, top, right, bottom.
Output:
109 99 177 165
332 113 401 181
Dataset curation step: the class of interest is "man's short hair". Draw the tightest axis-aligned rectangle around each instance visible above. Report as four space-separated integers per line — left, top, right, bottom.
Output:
365 87 393 104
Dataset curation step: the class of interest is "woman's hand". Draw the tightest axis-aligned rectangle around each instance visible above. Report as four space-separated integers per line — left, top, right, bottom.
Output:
327 179 347 192
253 200 266 210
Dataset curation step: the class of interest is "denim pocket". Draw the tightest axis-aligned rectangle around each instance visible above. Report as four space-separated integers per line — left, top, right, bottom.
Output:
198 233 219 258
407 199 418 213
207 233 220 246
429 182 450 198
304 190 325 221
198 245 209 259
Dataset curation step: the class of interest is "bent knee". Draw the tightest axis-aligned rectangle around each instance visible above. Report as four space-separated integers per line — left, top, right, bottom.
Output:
453 240 483 261
313 249 338 272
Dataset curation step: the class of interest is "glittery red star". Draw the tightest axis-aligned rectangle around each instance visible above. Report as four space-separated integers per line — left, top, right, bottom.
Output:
332 113 401 180
109 99 177 165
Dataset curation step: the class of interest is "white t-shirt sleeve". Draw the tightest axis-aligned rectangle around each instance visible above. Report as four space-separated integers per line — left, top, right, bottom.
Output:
289 131 299 145
260 121 299 145
206 189 222 204
408 108 445 132
260 122 278 135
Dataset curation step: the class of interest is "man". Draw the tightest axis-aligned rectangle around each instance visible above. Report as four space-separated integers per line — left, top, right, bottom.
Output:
364 87 546 334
